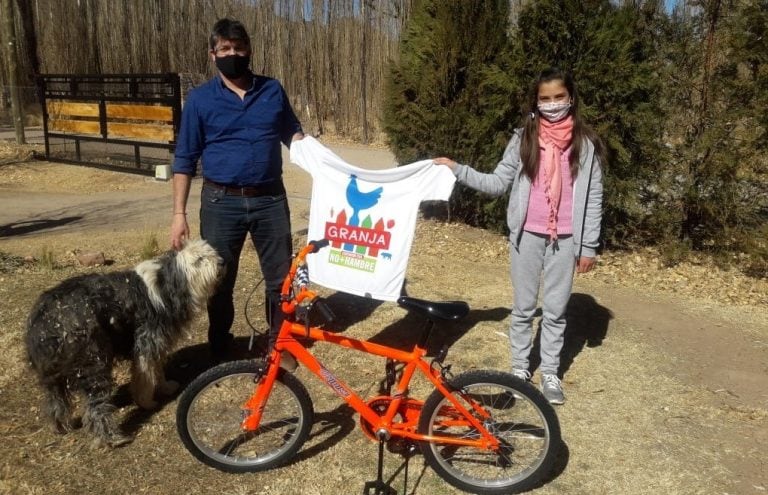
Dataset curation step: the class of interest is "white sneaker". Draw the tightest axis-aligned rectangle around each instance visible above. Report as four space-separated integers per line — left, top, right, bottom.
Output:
541 374 565 405
512 368 531 382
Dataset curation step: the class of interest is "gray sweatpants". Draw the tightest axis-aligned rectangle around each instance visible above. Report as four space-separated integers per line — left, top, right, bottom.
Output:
509 231 575 376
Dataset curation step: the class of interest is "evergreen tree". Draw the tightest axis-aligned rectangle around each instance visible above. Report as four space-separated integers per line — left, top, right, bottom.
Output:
382 0 520 230
655 0 768 273
384 0 663 240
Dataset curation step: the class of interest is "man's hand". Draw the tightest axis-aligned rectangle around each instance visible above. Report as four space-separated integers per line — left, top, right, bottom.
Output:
171 214 189 251
576 256 596 274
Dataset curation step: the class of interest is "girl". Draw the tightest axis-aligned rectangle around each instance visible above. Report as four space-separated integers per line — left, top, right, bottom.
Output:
434 67 604 404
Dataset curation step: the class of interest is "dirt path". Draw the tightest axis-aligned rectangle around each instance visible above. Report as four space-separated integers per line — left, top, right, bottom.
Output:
0 144 766 494
0 144 396 239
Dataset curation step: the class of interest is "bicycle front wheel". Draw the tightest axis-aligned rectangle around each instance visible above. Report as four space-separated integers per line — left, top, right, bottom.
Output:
176 360 314 473
418 370 560 495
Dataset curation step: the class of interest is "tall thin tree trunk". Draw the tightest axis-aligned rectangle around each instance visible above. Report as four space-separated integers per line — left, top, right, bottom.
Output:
360 0 369 144
699 0 720 120
16 0 40 81
2 0 25 143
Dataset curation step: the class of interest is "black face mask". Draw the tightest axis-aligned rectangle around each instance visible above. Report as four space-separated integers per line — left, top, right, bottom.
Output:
215 54 250 79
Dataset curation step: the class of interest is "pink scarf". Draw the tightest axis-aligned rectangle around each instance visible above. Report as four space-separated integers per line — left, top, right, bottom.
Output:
538 116 574 241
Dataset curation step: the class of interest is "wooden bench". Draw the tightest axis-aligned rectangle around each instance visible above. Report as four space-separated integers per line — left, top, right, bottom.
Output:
46 101 175 142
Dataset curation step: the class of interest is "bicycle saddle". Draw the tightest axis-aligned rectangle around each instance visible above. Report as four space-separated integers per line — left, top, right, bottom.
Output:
396 296 469 321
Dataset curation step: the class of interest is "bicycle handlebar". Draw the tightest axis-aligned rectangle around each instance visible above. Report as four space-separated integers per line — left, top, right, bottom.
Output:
308 239 330 253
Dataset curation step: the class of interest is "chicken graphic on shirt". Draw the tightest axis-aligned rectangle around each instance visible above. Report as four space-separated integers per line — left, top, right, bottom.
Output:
346 175 383 226
342 174 384 253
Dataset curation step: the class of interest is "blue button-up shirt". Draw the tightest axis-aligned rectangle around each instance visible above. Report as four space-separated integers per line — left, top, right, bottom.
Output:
173 74 303 186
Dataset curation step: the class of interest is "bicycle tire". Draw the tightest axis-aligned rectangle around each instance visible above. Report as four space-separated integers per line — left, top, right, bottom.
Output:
418 370 560 494
176 360 314 473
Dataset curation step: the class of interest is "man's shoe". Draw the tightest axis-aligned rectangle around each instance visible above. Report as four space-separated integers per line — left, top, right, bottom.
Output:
540 374 565 405
512 368 531 382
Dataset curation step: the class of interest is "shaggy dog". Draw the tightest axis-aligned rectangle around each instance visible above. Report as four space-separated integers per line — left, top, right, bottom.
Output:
25 240 223 447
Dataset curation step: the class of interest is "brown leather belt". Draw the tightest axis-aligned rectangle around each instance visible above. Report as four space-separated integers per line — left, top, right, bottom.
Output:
203 179 285 197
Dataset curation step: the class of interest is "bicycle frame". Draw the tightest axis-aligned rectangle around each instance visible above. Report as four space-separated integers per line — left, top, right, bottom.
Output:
176 240 561 494
242 320 501 451
237 240 501 452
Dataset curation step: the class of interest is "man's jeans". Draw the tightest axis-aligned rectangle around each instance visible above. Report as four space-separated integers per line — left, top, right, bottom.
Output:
200 183 292 354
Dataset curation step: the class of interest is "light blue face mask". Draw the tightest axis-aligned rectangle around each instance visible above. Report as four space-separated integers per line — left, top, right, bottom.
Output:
538 101 571 122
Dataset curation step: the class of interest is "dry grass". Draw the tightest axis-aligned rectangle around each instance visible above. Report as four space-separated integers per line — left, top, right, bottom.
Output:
0 156 766 495
0 159 161 194
0 142 41 166
1 221 766 495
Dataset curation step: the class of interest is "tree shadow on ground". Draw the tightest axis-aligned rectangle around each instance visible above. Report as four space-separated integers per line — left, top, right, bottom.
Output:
541 439 571 489
290 403 357 465
375 426 570 495
320 291 384 332
528 292 613 377
0 216 81 237
367 306 510 357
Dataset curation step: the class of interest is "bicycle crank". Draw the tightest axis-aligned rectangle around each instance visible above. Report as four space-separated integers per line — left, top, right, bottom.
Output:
359 396 424 452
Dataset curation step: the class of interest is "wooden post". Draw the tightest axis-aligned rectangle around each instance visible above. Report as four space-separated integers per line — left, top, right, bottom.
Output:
2 0 26 144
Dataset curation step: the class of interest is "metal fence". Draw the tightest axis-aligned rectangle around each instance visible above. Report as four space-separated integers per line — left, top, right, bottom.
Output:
36 73 182 176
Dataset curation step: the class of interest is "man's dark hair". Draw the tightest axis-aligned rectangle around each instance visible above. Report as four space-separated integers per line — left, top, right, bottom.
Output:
209 18 250 50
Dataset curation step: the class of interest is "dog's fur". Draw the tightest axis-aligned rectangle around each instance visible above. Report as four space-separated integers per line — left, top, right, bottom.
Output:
25 240 223 447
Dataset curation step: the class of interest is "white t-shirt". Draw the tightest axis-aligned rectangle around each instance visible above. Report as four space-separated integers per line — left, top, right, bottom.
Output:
290 137 455 301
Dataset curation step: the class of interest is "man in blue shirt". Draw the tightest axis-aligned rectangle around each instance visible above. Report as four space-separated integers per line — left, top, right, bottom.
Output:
171 18 304 360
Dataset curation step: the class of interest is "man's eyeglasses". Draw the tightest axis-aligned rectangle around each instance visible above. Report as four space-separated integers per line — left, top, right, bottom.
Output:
212 44 249 56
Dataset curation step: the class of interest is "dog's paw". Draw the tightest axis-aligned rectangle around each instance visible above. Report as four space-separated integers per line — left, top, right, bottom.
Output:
108 434 133 448
92 432 133 449
54 416 83 434
158 380 180 396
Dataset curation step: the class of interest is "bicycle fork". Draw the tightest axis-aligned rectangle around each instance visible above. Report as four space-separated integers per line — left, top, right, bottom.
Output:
240 357 281 431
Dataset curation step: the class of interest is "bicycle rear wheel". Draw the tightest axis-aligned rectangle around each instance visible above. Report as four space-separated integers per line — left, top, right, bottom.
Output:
418 370 560 494
176 360 314 473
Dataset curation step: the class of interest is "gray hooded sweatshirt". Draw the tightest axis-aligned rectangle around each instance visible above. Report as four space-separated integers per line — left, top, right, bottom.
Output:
453 129 603 258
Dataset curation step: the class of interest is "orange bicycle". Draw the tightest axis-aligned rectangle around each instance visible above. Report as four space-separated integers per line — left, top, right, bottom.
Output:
176 240 560 494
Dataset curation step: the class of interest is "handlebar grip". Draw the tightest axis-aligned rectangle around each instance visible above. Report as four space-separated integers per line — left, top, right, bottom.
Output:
315 298 336 323
309 239 330 253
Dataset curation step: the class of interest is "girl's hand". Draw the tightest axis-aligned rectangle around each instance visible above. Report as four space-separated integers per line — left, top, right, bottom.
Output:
433 157 457 170
576 256 596 273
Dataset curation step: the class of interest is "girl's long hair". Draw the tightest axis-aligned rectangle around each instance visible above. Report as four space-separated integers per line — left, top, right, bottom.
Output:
519 67 605 181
